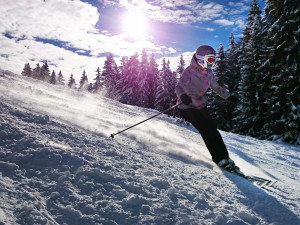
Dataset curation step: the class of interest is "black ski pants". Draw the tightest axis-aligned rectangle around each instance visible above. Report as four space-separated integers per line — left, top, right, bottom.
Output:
179 107 229 164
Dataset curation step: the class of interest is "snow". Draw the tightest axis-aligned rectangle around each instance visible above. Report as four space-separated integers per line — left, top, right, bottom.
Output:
0 69 300 225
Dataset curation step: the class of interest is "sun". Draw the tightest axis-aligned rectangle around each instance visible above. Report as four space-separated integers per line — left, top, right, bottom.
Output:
123 11 147 39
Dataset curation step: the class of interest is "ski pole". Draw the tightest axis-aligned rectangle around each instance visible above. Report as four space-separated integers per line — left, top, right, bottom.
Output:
110 103 181 138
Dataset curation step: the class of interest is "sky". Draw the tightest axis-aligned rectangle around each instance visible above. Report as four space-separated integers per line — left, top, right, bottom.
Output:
0 0 265 81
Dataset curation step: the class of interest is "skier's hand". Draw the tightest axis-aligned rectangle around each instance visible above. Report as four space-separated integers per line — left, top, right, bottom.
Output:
180 94 192 105
221 89 230 99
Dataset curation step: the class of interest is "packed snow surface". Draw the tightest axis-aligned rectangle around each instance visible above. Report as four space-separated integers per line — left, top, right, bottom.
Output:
0 69 299 225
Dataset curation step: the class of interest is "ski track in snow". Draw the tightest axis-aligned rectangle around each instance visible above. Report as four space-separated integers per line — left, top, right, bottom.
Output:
0 69 299 225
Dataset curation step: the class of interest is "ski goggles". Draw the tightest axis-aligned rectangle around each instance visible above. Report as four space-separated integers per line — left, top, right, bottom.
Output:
207 57 215 63
196 54 216 64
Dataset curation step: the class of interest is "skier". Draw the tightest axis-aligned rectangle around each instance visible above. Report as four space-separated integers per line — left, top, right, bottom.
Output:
175 45 238 172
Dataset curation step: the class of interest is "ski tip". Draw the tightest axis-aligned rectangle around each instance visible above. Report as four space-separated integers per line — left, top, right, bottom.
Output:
110 134 115 139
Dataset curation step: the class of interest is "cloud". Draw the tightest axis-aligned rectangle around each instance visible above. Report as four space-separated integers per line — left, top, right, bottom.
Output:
235 20 246 29
157 50 194 72
116 0 250 37
205 27 215 32
0 0 168 55
0 0 98 41
0 0 105 57
0 0 174 78
0 34 106 82
118 0 225 24
213 19 234 26
228 1 249 15
98 0 118 7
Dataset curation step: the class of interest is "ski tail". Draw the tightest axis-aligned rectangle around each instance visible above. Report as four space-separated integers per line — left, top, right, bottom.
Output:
222 167 277 188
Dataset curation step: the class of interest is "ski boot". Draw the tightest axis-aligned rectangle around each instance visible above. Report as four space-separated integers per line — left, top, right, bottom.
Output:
218 158 241 174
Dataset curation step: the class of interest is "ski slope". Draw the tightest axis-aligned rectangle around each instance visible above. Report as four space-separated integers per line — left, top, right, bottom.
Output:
0 69 299 225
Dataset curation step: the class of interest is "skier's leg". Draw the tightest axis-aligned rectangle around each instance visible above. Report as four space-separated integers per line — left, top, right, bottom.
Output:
179 108 229 164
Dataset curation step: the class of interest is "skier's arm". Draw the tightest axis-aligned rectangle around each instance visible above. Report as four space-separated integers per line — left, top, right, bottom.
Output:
210 75 230 99
175 67 191 98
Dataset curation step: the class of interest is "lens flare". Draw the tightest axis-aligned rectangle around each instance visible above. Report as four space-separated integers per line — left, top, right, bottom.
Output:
123 11 147 39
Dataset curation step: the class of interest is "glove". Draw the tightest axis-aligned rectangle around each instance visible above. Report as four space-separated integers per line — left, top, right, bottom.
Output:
180 94 192 105
220 89 230 99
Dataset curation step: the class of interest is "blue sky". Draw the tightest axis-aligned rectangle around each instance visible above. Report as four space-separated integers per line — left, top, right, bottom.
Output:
0 0 264 80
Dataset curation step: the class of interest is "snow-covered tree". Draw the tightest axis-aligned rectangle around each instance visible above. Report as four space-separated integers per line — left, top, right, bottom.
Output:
57 71 65 85
102 53 120 99
21 63 32 77
261 0 300 144
50 70 56 85
115 53 140 105
147 53 159 109
165 60 177 106
226 33 242 130
68 74 76 89
124 53 140 105
155 58 176 111
32 63 41 79
92 67 102 93
233 0 263 136
115 56 130 104
208 43 230 130
137 49 150 108
79 70 89 90
39 61 51 82
176 54 185 77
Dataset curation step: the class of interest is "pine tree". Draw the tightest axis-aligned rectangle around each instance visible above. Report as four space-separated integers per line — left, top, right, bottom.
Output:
115 56 130 103
154 62 167 111
40 61 51 82
209 43 230 130
32 63 41 79
262 0 300 144
260 0 284 140
147 53 159 108
102 53 120 99
226 33 242 130
21 63 32 77
115 53 140 105
50 70 56 84
155 58 175 111
93 67 103 93
125 53 140 105
248 5 268 137
166 60 177 107
68 74 76 89
176 54 185 77
137 49 150 108
79 70 89 90
57 71 65 85
234 0 263 136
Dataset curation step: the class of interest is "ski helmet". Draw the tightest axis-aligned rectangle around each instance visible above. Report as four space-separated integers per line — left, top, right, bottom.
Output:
195 45 216 69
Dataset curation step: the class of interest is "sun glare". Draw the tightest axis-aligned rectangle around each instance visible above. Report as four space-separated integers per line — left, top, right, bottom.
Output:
123 11 147 39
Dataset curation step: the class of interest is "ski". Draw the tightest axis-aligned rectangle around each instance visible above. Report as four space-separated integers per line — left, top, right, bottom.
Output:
224 168 277 188
244 175 277 188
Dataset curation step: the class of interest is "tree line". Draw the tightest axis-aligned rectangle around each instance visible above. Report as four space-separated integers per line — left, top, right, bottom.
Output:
21 0 299 145
21 49 184 111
